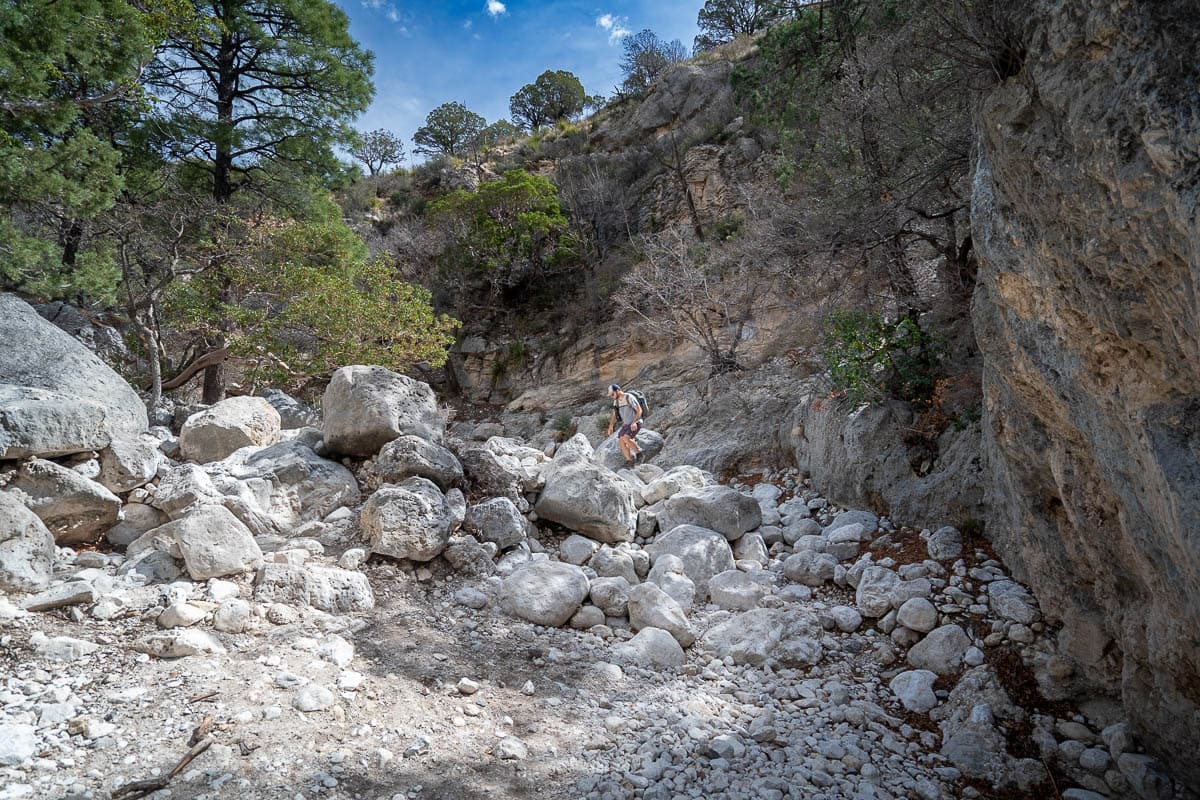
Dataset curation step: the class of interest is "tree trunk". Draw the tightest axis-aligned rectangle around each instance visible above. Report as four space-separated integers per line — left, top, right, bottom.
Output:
202 16 238 404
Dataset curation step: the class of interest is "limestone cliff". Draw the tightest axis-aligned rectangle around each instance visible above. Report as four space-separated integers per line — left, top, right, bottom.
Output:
971 0 1200 783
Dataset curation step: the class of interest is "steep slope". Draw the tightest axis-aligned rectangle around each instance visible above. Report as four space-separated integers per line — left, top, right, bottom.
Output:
971 0 1200 783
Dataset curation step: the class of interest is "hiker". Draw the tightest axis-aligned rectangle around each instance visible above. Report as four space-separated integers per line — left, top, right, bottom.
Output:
607 383 643 466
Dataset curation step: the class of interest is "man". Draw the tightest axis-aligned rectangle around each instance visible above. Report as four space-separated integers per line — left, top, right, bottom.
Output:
606 383 643 466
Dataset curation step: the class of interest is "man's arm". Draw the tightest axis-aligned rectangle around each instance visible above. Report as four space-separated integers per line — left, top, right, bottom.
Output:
607 408 617 436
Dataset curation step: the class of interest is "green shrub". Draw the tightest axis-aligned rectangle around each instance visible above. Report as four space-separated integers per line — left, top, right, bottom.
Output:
821 310 943 405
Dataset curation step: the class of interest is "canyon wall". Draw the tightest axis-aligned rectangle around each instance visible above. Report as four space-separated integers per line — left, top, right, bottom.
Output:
971 0 1200 782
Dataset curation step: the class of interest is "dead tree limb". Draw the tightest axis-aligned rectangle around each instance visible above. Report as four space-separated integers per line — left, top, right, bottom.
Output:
112 737 213 800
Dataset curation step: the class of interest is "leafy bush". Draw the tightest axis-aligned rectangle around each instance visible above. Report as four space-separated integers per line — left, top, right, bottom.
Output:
428 169 579 299
551 412 577 443
821 310 943 404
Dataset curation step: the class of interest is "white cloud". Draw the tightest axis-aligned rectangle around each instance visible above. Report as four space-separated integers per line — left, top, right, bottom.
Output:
486 0 507 17
596 13 631 44
386 8 400 22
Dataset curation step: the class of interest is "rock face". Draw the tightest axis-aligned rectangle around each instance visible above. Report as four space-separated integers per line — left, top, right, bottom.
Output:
971 0 1200 780
0 492 55 593
789 394 984 528
323 366 442 457
179 397 281 464
3 458 121 544
0 294 148 459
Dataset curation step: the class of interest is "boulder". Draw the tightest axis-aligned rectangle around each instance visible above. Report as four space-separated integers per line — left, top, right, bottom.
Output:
169 504 263 580
907 624 972 675
594 429 667 471
260 388 321 429
856 566 901 617
822 510 879 536
0 492 55 593
783 550 838 586
987 580 1039 624
150 464 223 517
627 582 695 647
464 497 527 549
732 531 768 565
203 440 360 531
4 458 120 544
535 438 636 543
926 526 963 560
361 477 455 561
499 561 589 627
253 563 375 612
457 444 525 505
589 576 633 617
659 485 762 541
97 434 162 493
640 465 710 505
897 597 939 633
0 293 147 459
613 627 685 668
700 607 823 666
179 396 281 464
373 435 463 489
588 546 640 585
484 436 550 491
559 533 598 566
322 366 442 457
890 670 939 713
709 569 765 611
647 554 696 611
105 502 167 548
133 629 226 658
644 525 735 600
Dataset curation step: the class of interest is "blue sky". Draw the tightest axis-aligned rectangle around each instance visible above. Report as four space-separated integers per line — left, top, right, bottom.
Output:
333 0 701 154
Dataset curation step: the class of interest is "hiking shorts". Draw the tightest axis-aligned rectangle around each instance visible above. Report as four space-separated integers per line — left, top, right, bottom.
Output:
618 422 640 439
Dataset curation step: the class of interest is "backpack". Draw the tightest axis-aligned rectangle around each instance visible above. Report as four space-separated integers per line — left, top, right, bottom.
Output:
625 388 650 419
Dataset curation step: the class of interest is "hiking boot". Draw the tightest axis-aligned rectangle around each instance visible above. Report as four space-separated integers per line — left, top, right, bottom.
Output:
632 451 644 464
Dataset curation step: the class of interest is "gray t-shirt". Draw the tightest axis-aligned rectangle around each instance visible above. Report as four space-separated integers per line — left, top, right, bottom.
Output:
616 394 640 425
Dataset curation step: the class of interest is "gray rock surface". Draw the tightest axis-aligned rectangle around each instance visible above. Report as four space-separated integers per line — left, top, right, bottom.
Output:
322 366 442 457
889 670 938 713
0 293 148 459
169 504 264 580
260 388 321 429
594 429 666 471
659 485 762 541
613 627 684 668
464 497 527 549
253 563 375 612
3 458 120 544
499 561 589 627
627 582 695 647
372 434 463 489
534 435 636 543
0 492 55 593
644 525 735 600
203 440 360 531
97 434 162 493
906 624 971 676
179 397 281 464
361 477 455 561
970 0 1200 782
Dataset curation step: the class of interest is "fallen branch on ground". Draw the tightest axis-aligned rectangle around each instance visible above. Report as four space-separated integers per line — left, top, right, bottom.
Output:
111 737 213 800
